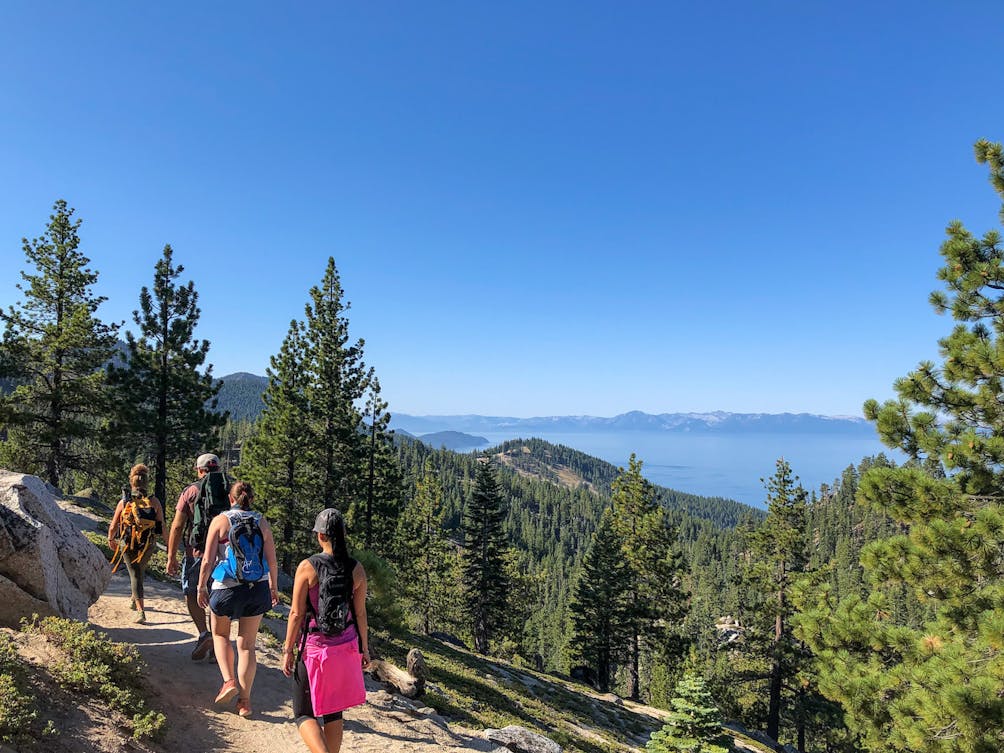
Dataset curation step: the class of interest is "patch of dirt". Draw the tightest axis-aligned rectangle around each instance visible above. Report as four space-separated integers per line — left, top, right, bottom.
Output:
80 571 504 753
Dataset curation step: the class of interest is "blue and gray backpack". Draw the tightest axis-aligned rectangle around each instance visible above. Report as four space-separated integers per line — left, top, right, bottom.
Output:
213 509 268 583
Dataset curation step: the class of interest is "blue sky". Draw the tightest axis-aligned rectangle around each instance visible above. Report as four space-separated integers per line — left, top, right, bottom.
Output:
2 2 1003 417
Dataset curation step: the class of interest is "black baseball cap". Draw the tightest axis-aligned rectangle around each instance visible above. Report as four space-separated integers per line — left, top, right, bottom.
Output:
312 508 344 537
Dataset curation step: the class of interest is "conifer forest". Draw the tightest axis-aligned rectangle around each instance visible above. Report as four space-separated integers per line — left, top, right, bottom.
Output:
2 141 1004 753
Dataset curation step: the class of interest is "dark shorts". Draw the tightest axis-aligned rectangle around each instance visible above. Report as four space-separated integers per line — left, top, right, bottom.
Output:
181 554 202 597
292 657 343 725
208 581 271 620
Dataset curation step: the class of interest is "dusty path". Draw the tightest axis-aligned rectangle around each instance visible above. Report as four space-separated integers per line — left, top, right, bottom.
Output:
88 571 501 753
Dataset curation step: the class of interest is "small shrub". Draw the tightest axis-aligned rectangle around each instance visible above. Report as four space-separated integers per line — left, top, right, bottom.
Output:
22 616 166 740
0 672 37 744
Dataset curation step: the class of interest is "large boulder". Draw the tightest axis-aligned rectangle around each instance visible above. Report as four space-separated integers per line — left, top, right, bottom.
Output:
484 726 563 753
0 471 111 627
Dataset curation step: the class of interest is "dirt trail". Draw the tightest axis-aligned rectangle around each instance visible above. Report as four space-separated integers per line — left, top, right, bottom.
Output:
88 572 500 753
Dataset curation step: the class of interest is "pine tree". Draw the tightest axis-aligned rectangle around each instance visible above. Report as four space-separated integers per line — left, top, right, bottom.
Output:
799 140 1004 753
462 457 510 654
360 377 403 557
302 258 370 513
647 672 731 753
394 461 453 634
108 245 223 503
610 454 689 701
570 507 632 692
241 319 313 572
744 459 809 745
0 200 119 488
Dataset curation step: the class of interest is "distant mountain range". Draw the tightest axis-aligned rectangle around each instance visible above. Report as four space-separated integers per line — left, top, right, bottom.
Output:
213 372 873 436
388 410 874 436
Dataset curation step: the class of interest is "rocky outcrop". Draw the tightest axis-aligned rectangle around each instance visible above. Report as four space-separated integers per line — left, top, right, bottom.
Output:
0 471 111 627
484 726 563 753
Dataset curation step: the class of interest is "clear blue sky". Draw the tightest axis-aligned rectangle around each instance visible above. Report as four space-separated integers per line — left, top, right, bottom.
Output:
2 2 1003 417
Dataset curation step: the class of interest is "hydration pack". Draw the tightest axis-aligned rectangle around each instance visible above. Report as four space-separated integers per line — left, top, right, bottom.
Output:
188 471 231 550
111 489 158 573
307 554 356 636
213 509 268 584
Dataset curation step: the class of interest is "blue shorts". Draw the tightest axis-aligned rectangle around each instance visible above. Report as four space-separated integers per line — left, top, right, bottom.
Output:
181 555 203 597
209 581 271 620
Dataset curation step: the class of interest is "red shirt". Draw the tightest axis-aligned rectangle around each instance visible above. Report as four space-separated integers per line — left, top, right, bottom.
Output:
175 483 201 558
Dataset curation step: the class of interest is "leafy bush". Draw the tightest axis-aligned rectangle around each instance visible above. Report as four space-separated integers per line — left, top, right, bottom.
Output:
22 616 167 741
0 633 37 745
352 549 405 631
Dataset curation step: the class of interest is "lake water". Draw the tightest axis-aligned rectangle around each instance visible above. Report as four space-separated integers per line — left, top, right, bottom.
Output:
459 431 900 508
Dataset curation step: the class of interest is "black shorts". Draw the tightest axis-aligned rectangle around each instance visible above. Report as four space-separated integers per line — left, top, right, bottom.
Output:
208 581 271 620
292 657 343 725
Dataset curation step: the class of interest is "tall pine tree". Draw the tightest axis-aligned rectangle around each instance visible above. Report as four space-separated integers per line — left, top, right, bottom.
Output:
0 200 119 488
610 454 688 701
570 507 632 692
799 139 1004 753
394 461 454 634
303 258 370 514
462 457 510 654
360 377 403 557
242 319 313 572
108 245 223 503
745 459 809 746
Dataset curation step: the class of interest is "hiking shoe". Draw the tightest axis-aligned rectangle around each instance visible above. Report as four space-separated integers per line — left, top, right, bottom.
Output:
134 611 146 624
214 679 238 705
236 697 252 718
191 631 213 661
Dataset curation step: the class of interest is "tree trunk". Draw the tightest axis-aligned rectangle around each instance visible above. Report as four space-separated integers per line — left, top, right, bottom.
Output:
628 630 640 701
766 590 784 742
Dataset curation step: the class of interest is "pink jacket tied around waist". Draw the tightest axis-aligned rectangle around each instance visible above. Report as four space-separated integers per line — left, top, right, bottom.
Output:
302 636 366 715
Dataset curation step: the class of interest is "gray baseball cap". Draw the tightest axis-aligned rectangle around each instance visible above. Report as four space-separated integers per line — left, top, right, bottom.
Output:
312 508 345 537
196 453 220 470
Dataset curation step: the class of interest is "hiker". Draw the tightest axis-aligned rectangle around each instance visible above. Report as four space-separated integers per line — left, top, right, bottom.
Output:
166 453 232 660
282 508 370 753
197 480 279 717
107 463 165 625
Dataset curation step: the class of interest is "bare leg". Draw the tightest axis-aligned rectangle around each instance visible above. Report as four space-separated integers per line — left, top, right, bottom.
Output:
235 615 262 701
211 612 235 683
186 593 208 634
323 719 343 753
296 719 330 753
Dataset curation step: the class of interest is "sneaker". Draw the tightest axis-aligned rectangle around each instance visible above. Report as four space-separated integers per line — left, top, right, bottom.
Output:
191 631 213 661
134 611 146 624
236 697 252 718
130 599 137 611
214 679 238 706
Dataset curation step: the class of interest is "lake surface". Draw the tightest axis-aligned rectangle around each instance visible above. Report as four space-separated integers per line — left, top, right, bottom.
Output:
459 430 900 508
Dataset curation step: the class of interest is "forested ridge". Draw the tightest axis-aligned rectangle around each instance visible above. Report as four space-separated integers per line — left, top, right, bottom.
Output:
3 139 1004 753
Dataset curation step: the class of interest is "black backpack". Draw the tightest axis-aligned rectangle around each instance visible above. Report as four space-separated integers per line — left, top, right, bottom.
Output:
187 471 231 549
306 553 357 636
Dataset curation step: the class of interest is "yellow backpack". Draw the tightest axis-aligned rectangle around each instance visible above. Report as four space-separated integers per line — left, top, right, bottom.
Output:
110 493 158 572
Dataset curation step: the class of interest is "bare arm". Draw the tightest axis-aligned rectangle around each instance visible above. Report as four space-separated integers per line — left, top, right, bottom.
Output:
353 563 370 667
166 499 189 575
151 496 166 546
259 517 280 605
107 501 124 551
196 515 226 609
282 559 314 677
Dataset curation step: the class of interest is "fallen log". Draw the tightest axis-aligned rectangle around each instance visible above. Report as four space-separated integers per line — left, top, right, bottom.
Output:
367 649 425 698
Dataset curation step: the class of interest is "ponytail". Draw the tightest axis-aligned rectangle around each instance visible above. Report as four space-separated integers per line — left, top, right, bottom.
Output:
129 463 149 495
230 480 254 511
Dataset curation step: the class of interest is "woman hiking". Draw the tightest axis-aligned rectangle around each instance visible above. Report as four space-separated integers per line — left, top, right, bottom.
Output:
283 508 370 753
107 463 165 625
197 480 279 717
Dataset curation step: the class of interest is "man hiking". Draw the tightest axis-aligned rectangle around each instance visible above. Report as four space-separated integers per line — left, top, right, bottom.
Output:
167 453 231 660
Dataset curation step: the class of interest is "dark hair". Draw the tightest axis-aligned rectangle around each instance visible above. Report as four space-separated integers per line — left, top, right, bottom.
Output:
129 464 149 495
230 480 254 511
